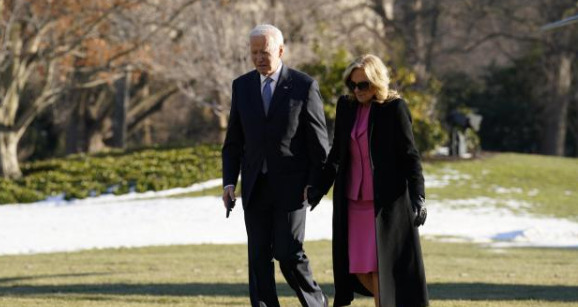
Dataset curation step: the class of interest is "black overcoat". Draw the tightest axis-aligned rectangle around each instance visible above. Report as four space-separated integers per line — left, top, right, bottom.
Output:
318 96 428 307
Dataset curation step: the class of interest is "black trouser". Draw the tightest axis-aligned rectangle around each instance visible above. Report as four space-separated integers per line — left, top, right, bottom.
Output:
244 174 325 307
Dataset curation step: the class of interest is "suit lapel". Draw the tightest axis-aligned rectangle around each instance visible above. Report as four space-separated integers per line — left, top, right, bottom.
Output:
248 71 267 119
267 65 292 118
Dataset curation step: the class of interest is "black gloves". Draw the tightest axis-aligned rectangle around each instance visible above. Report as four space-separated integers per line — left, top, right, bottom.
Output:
306 186 324 210
412 195 427 227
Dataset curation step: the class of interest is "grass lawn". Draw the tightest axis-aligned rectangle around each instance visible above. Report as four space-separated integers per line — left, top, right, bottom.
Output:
423 153 578 221
3 152 575 306
1 240 576 307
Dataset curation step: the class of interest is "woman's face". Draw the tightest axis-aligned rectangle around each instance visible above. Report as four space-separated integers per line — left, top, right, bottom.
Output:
348 68 376 104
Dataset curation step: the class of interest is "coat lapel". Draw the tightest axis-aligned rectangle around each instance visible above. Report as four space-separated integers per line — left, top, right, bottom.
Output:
266 65 292 118
345 99 358 137
339 99 357 164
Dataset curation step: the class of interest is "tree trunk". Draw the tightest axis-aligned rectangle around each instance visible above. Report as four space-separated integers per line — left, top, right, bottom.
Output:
384 0 395 19
215 91 229 144
540 54 573 156
574 90 578 157
412 0 429 87
65 100 81 154
112 69 130 149
0 131 22 179
217 111 227 144
86 129 107 152
142 118 153 145
574 123 578 157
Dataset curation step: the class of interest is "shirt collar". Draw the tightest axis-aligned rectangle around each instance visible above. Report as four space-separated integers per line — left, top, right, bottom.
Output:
260 62 283 84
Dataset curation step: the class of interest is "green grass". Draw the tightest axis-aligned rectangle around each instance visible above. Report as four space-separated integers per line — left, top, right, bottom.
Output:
0 240 576 306
423 153 578 220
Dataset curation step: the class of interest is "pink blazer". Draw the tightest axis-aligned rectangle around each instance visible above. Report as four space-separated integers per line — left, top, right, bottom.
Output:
347 104 374 200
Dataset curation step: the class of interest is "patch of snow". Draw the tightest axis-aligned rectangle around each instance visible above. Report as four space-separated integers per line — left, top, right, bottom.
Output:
424 168 471 189
1 179 577 256
15 179 223 206
423 199 578 248
493 186 524 194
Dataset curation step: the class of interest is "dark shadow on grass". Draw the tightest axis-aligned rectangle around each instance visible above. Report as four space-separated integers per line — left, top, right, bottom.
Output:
0 273 114 284
428 283 578 301
1 282 577 301
0 282 257 297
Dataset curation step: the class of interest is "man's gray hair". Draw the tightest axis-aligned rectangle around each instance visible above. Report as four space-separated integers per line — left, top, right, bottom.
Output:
249 24 284 51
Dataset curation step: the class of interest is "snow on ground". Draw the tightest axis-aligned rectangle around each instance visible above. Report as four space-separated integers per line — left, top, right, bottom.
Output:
1 180 577 256
424 168 472 189
423 199 578 247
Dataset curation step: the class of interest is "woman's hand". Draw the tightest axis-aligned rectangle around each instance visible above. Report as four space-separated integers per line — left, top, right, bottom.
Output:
412 196 427 226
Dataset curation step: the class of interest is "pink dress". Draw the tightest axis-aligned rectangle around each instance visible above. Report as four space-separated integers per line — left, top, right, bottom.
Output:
346 103 377 273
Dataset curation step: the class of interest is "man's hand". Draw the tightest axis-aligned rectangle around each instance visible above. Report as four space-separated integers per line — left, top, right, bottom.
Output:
412 195 427 227
304 186 323 211
223 185 236 209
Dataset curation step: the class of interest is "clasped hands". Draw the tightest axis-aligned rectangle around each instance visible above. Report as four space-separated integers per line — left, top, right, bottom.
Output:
225 185 425 226
304 185 324 211
306 187 427 227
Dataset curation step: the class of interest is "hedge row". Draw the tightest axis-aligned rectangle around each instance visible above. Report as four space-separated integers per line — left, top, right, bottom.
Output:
0 144 221 204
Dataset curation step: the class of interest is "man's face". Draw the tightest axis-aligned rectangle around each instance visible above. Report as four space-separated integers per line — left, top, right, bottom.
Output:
250 35 283 76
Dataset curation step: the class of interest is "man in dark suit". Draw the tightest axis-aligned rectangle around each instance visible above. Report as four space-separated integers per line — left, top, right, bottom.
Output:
222 24 329 307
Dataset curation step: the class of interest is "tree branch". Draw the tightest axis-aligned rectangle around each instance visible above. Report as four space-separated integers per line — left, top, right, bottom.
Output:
127 84 179 133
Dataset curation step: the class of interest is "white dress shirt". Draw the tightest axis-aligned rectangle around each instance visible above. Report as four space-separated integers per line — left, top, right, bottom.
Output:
260 62 283 98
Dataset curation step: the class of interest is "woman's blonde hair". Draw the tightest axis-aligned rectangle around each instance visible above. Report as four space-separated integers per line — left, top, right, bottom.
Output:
343 54 400 103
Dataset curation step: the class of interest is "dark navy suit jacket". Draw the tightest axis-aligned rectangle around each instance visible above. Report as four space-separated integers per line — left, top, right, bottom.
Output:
222 65 329 210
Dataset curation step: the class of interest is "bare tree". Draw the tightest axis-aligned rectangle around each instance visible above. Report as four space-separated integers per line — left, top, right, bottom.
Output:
63 70 179 153
537 1 576 155
439 0 577 155
42 0 196 154
0 0 200 178
323 0 444 89
147 1 261 142
0 0 135 178
146 0 347 142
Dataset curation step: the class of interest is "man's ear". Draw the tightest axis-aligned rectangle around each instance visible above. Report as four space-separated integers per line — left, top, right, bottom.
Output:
278 45 284 58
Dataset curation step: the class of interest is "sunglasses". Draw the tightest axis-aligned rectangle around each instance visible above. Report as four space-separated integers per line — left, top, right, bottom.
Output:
346 80 371 91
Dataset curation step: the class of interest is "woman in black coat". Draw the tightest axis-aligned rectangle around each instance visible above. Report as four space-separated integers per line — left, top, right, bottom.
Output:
309 54 428 307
